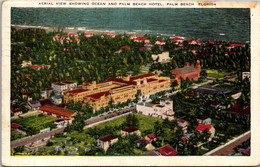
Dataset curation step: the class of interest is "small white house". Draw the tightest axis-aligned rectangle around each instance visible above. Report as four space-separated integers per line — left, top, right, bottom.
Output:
97 135 118 152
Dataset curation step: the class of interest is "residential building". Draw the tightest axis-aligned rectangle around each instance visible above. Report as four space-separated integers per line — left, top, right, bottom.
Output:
156 145 178 156
129 34 136 40
121 127 141 137
144 133 157 142
197 116 211 125
11 107 23 116
64 73 171 111
136 98 174 120
177 119 188 134
155 40 166 45
106 34 115 38
51 81 77 95
136 139 155 151
11 124 27 135
151 51 171 63
195 124 215 141
170 37 184 44
242 70 250 81
28 100 41 111
21 60 32 68
11 97 18 104
170 60 201 81
39 104 76 121
54 119 70 128
84 32 93 37
134 37 150 43
97 135 118 152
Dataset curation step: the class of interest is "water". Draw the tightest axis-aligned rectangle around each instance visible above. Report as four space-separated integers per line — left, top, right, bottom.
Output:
11 8 250 43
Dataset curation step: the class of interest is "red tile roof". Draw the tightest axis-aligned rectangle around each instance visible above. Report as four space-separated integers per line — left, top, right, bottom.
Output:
178 119 186 124
84 32 93 35
147 133 157 140
87 91 110 100
137 139 150 144
170 37 184 41
181 137 189 143
157 145 178 156
120 45 130 49
64 89 87 95
135 37 149 41
11 123 21 129
53 83 65 86
195 124 212 132
99 135 117 142
62 81 75 84
230 44 245 47
130 73 155 81
122 127 139 133
159 80 166 83
39 104 75 117
30 65 42 68
187 39 193 43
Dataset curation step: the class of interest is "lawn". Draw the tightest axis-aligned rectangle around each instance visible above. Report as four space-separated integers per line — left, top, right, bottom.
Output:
91 113 162 132
12 113 57 134
11 129 25 141
206 69 237 79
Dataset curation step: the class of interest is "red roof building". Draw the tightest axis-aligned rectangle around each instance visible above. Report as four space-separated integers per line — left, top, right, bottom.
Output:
99 135 117 142
195 124 212 132
157 145 178 156
134 37 150 43
106 34 115 38
122 127 139 133
39 104 76 119
120 45 131 50
11 123 21 129
170 60 201 81
84 32 93 37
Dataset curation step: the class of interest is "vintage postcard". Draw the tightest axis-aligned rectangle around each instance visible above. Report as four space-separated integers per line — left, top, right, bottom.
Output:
2 0 260 166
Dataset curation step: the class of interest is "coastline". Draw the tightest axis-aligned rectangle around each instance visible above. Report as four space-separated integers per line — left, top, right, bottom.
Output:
11 24 147 37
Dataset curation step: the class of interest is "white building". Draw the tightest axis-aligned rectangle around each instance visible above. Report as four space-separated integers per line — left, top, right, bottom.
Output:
97 135 118 152
21 60 32 68
152 51 171 63
54 119 70 128
51 81 77 95
242 70 250 81
136 97 174 120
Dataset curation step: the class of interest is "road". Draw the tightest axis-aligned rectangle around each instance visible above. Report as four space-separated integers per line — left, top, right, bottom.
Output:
11 107 135 149
204 131 251 156
11 127 65 149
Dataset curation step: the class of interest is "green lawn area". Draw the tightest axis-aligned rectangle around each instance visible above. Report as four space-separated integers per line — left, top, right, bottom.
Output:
91 113 162 132
11 129 25 141
206 69 237 79
12 113 57 134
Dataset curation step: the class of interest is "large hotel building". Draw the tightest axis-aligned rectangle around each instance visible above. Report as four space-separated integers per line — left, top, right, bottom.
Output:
63 73 171 110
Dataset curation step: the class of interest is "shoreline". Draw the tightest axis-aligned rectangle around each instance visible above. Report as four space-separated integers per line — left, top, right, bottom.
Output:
11 24 250 44
11 25 149 37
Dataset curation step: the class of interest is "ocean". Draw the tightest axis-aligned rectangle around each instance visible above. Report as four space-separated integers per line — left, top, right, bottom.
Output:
11 8 250 43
